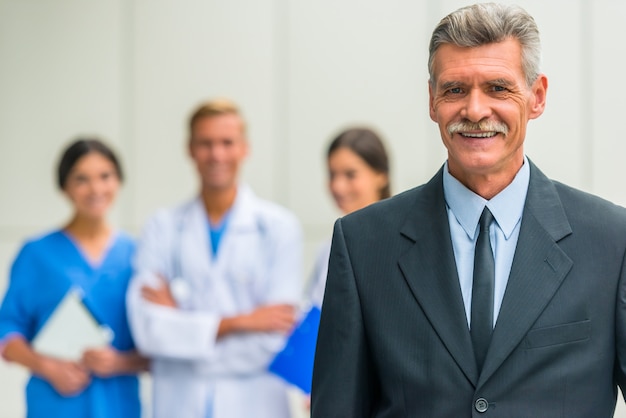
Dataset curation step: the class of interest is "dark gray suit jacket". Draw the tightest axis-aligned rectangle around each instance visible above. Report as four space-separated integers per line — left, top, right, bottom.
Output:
312 161 626 417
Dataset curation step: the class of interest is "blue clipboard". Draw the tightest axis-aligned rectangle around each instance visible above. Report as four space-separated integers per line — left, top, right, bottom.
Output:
269 306 321 394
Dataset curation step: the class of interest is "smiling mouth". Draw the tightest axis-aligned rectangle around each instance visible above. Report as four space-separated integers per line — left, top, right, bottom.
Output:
448 120 509 139
459 131 498 138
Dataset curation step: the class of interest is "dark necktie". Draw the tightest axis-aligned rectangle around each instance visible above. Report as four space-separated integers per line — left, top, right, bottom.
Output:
471 207 495 372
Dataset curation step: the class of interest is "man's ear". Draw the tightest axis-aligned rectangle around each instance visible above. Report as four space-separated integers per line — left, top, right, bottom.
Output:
242 136 250 159
429 80 438 123
528 74 548 120
187 139 194 158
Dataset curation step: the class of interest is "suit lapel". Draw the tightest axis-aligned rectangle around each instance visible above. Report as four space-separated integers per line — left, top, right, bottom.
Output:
398 168 479 386
478 161 573 386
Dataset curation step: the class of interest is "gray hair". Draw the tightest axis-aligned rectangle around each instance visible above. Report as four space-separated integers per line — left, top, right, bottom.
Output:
428 3 541 87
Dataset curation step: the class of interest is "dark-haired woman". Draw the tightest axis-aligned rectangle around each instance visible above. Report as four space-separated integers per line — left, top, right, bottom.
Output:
0 138 146 417
308 127 391 307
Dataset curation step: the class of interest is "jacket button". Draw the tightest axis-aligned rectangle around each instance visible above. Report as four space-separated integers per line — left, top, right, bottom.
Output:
475 398 489 413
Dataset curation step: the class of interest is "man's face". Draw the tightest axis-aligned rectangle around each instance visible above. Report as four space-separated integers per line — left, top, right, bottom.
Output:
188 113 248 192
429 38 547 185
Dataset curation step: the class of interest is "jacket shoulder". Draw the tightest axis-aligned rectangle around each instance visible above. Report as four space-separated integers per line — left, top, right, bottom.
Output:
552 181 626 232
341 185 426 233
553 181 625 211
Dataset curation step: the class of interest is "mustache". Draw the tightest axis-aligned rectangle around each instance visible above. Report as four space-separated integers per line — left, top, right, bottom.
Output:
447 120 509 136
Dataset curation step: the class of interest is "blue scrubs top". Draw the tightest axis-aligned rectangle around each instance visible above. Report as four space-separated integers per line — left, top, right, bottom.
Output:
0 230 141 418
208 211 231 257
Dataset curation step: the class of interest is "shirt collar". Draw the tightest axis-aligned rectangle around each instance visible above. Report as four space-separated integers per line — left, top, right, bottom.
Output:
443 156 530 240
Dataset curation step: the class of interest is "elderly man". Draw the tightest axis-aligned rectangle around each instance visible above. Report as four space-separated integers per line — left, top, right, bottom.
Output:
312 3 626 417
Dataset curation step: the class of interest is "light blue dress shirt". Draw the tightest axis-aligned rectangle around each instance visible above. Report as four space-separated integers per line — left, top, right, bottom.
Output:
443 157 530 329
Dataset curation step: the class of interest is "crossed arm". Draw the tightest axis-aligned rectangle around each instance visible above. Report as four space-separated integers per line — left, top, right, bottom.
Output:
141 279 296 338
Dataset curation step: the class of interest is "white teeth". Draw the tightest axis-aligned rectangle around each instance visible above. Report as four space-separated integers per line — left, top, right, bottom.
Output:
460 131 497 138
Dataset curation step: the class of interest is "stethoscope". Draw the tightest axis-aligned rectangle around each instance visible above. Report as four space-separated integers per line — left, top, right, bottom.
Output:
167 207 196 308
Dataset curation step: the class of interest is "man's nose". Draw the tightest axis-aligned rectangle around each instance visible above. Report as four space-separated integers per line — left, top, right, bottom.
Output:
461 90 492 123
209 144 226 161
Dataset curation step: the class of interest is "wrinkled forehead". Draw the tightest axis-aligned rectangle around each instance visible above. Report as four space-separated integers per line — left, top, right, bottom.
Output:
430 40 525 84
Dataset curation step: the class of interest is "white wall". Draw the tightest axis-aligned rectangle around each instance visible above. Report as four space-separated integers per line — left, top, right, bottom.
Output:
1 1 626 417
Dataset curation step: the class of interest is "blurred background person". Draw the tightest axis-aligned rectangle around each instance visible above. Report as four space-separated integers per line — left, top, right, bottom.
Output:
126 98 302 418
307 127 391 308
0 138 147 418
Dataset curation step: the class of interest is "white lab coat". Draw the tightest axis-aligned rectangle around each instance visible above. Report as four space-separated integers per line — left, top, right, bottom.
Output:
127 185 303 418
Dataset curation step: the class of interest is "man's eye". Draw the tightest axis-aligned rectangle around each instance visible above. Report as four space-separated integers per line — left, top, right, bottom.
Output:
449 87 463 94
193 140 210 149
491 85 507 92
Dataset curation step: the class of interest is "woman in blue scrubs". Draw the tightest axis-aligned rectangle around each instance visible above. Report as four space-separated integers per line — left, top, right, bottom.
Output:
0 138 147 418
